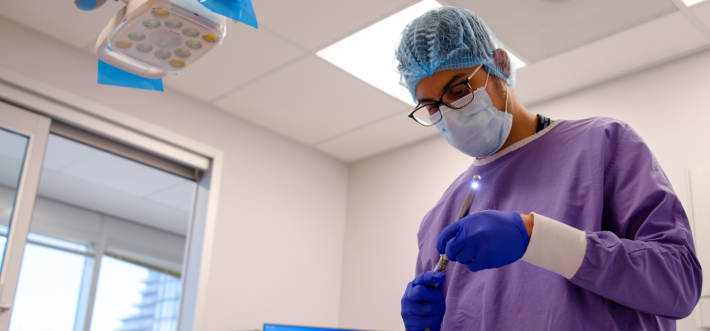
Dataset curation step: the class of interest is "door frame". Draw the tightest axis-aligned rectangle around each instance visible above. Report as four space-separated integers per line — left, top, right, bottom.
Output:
0 101 51 330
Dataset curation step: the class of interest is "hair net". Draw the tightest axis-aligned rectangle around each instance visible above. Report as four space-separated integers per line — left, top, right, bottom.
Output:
395 7 516 103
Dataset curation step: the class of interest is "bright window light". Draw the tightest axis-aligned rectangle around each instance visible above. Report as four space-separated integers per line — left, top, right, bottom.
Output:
9 243 87 331
682 0 707 6
317 0 443 106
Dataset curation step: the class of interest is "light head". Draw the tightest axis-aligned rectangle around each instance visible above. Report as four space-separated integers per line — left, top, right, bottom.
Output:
94 0 227 79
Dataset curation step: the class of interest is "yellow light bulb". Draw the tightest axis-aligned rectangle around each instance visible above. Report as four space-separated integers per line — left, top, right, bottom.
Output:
202 34 217 43
151 9 169 18
114 40 132 49
169 59 185 68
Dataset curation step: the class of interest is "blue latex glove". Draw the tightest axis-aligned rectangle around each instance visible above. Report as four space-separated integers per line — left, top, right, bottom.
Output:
437 210 530 272
401 271 446 331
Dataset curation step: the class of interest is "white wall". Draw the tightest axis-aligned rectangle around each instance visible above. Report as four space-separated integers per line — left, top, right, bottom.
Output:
0 17 349 331
338 48 710 330
338 137 470 330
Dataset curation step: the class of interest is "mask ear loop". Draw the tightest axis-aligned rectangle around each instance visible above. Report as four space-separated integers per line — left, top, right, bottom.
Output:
483 68 508 114
505 83 509 114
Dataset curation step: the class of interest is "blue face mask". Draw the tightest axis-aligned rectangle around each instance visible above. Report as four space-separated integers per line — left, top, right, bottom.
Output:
434 74 512 158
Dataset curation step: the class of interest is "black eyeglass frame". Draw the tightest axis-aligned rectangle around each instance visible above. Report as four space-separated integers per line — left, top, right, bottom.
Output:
407 65 483 127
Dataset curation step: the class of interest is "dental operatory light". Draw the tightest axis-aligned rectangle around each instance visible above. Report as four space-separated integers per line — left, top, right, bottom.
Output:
75 0 257 90
96 0 226 78
682 0 708 6
317 0 443 106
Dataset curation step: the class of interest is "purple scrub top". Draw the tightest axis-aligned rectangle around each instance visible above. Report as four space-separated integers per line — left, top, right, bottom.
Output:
415 117 702 330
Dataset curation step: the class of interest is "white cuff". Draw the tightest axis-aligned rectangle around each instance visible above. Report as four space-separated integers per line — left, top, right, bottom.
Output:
520 213 587 279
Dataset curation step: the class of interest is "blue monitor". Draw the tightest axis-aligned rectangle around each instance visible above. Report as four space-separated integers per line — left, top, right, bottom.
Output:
264 324 375 331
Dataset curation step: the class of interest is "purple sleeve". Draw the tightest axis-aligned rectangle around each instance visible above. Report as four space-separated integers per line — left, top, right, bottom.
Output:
569 124 702 319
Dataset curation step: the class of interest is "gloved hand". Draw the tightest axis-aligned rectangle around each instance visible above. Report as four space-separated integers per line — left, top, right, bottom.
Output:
437 210 529 272
401 271 446 331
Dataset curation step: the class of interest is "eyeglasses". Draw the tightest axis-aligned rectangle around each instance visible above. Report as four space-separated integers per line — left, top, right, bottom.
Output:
408 65 483 126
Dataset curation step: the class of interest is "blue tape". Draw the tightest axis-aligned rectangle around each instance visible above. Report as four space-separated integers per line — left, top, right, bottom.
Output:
75 0 98 11
97 60 164 92
198 0 258 29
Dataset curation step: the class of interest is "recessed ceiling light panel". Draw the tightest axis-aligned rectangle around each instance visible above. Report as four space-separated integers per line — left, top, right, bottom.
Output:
318 1 527 106
317 0 443 106
682 0 707 6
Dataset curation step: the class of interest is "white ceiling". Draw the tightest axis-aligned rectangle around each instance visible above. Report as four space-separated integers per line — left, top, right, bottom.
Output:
447 0 679 62
1 0 710 162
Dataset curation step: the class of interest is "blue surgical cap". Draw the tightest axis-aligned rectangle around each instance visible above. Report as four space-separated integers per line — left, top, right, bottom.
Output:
395 7 516 103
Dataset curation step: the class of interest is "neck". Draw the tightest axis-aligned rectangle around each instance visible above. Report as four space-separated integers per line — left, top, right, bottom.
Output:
498 88 537 151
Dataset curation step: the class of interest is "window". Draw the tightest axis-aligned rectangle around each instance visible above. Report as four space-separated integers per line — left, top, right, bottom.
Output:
91 256 181 331
9 237 90 331
8 133 195 331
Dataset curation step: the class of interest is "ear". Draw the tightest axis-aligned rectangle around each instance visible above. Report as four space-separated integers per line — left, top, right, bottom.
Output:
492 49 511 77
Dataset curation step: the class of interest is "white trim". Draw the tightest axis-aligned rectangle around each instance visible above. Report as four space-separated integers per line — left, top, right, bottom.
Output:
0 66 213 169
521 213 587 279
178 150 223 331
77 220 107 331
191 150 222 331
473 120 564 166
0 102 51 329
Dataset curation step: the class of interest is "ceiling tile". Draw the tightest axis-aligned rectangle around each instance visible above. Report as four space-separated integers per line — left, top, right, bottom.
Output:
254 0 415 50
0 0 123 48
315 112 439 162
692 0 710 29
163 22 305 101
514 12 709 105
447 0 677 63
213 56 409 145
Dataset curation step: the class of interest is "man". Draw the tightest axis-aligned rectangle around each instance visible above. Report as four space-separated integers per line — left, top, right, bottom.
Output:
396 7 702 331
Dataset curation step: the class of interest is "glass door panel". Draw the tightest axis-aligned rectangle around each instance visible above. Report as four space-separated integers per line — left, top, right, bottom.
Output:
0 128 29 274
